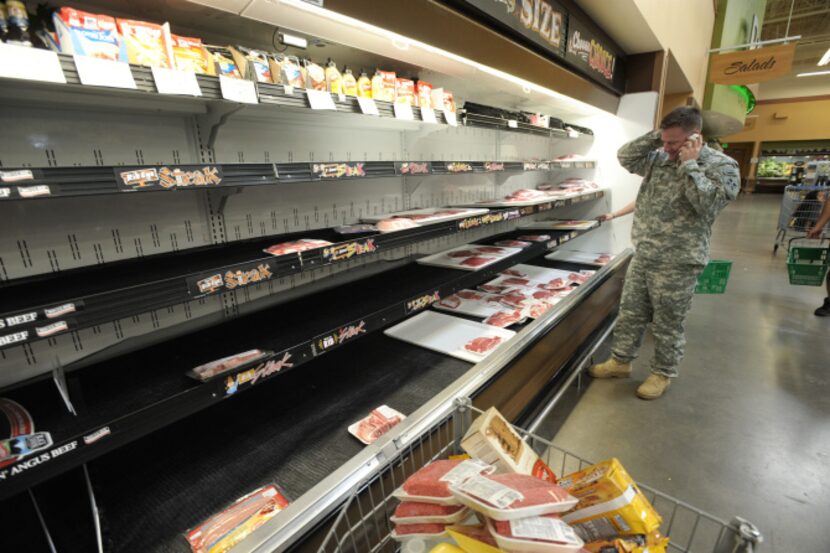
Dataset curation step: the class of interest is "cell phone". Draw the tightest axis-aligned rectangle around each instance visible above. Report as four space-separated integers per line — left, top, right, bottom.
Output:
688 133 701 142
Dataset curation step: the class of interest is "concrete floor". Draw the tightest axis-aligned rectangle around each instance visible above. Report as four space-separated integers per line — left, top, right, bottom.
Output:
542 194 830 551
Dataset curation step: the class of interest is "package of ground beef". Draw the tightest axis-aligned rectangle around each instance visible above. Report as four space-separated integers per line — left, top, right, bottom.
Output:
489 514 584 553
450 473 577 520
395 459 494 504
391 502 468 524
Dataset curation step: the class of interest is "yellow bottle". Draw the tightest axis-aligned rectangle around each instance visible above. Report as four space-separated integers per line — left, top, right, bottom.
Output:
371 69 385 101
342 67 358 96
357 69 372 98
325 59 343 94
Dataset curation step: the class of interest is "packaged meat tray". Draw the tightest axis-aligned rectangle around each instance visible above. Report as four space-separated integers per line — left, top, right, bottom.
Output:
488 516 584 553
391 502 470 524
348 405 405 445
185 484 290 553
481 267 575 294
362 207 488 226
400 459 495 500
263 238 333 256
416 244 522 272
390 523 449 542
188 349 271 381
544 250 616 267
432 289 507 318
450 473 577 520
384 311 516 363
518 220 599 231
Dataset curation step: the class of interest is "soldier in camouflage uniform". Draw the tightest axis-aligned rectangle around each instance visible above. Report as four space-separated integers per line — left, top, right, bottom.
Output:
590 107 740 399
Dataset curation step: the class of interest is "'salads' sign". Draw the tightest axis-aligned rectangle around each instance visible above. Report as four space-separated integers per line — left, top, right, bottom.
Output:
708 43 796 85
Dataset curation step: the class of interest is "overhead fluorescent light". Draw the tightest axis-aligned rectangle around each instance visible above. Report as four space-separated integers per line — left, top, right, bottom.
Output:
819 47 830 66
279 32 308 49
797 70 830 77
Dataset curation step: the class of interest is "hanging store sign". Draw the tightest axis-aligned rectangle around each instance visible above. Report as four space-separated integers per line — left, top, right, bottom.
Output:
461 0 566 56
115 165 223 191
565 16 624 92
708 43 796 85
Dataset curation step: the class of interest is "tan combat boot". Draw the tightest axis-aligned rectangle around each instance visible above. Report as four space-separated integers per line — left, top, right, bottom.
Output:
636 374 671 399
588 357 632 378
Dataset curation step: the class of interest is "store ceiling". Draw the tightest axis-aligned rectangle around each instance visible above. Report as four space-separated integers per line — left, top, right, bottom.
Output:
758 0 830 99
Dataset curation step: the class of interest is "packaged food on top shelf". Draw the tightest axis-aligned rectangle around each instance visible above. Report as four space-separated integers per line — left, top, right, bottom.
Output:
263 238 333 256
372 69 396 102
280 55 305 87
52 7 122 61
558 458 662 541
188 349 270 381
461 406 558 481
325 58 342 93
348 405 405 445
171 35 213 74
205 45 242 78
185 484 290 553
230 46 272 83
5 0 32 46
377 217 419 233
430 87 445 111
306 59 326 90
395 77 416 105
356 68 372 97
116 18 174 68
449 473 577 520
489 514 585 553
342 66 358 96
416 80 433 108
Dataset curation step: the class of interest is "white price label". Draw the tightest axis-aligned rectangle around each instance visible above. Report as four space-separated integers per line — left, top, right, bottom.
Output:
0 188 10 199
0 43 66 84
337 93 346 103
17 185 51 198
420 107 437 124
508 120 518 128
219 75 258 104
393 103 414 121
443 110 458 126
151 66 201 96
457 475 523 509
440 459 492 486
510 517 579 544
74 55 137 89
1 169 33 183
306 89 337 110
357 97 379 116
284 85 294 95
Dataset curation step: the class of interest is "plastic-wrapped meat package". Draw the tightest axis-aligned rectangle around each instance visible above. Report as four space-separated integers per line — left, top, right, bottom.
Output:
188 349 268 381
495 240 532 248
450 473 576 520
462 256 495 268
394 502 464 519
518 235 551 242
500 290 528 309
263 239 333 256
491 515 584 551
464 335 503 354
377 218 418 232
484 309 524 328
402 459 494 499
394 523 448 536
185 485 289 553
349 405 405 445
568 273 591 284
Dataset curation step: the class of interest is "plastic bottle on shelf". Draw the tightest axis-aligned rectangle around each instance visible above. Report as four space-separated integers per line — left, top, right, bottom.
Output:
5 0 32 46
357 68 372 98
342 66 357 96
325 58 343 94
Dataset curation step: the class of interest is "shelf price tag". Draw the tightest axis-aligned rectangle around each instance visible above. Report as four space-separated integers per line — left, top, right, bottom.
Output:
284 85 294 95
74 55 137 89
151 67 201 96
420 106 437 124
357 97 379 116
219 75 258 104
337 93 346 103
393 103 414 121
306 89 337 110
0 43 66 84
443 109 458 127
508 120 518 129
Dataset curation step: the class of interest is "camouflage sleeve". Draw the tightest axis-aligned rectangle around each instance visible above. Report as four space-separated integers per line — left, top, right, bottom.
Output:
617 130 661 176
681 158 740 217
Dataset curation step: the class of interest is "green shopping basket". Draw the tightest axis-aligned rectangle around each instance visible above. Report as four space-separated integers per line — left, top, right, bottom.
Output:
787 239 829 286
695 260 732 294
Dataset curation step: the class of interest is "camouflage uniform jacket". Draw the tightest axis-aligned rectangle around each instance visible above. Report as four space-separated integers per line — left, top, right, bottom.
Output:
618 130 740 266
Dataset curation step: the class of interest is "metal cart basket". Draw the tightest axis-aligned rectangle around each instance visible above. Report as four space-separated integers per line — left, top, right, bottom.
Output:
773 185 829 254
318 399 762 553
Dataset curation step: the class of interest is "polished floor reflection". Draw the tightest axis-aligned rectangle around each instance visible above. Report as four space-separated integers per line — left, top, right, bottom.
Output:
546 194 830 552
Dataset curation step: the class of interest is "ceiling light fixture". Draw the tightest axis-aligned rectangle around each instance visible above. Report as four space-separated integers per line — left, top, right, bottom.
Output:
819 47 830 66
797 70 830 77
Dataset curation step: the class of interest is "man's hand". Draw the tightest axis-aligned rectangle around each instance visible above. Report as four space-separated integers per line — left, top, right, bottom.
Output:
807 224 824 239
597 213 614 222
679 133 703 163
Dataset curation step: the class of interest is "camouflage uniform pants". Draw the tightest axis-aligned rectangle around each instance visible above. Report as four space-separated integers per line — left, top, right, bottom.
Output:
611 255 704 378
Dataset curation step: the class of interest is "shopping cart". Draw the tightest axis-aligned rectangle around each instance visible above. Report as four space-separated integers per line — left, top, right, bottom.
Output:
773 185 829 254
318 399 763 553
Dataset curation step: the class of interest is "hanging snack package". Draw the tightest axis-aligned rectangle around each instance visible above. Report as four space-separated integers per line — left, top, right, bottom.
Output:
461 406 558 482
53 7 123 61
116 19 174 68
280 56 305 87
171 35 213 75
559 458 662 541
395 78 416 105
185 484 289 553
372 69 396 102
205 45 242 78
230 46 272 83
416 80 433 108
267 54 283 84
306 60 326 90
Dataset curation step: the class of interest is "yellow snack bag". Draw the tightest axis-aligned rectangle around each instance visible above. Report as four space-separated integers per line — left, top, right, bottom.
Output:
559 458 661 541
584 532 669 553
117 18 173 68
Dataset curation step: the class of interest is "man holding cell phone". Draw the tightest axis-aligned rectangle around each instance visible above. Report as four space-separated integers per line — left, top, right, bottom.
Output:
590 107 740 399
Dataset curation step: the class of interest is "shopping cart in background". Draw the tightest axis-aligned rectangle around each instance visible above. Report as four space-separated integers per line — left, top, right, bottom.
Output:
773 185 829 254
318 399 763 553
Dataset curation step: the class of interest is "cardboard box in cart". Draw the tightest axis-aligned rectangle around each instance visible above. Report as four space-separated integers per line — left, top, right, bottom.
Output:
461 407 557 482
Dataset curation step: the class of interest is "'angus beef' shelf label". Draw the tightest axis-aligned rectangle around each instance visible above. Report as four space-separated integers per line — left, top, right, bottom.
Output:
115 165 223 191
405 291 441 314
187 260 276 297
320 239 377 263
311 162 366 179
